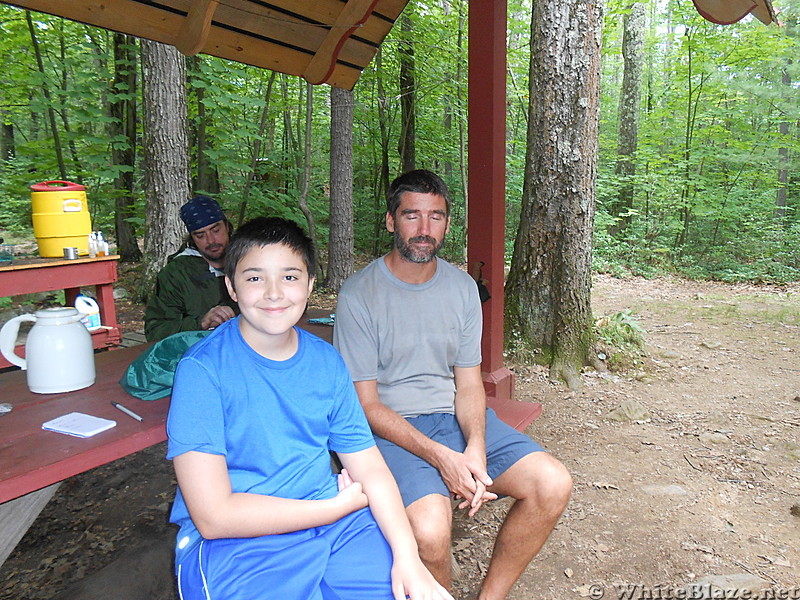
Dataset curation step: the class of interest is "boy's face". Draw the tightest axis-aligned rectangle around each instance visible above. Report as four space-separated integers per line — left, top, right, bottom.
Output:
225 242 314 347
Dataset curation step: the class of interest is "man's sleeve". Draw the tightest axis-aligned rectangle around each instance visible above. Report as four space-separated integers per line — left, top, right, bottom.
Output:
455 277 483 368
333 287 379 382
144 266 200 342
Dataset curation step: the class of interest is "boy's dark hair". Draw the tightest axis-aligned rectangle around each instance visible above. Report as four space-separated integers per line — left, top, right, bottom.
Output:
387 170 451 217
224 217 316 283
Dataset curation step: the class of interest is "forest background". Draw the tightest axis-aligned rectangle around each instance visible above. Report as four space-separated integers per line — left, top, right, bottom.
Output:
0 0 798 290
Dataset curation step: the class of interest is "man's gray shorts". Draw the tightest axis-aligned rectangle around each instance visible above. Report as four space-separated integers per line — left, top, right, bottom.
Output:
374 408 544 507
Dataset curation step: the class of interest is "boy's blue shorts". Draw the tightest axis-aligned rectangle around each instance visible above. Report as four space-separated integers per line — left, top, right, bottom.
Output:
375 408 544 507
175 507 393 600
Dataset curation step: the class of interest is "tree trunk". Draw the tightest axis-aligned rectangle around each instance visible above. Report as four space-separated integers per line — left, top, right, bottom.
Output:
26 11 67 180
190 57 220 195
326 86 355 292
375 49 391 255
456 6 468 213
296 83 319 278
675 32 705 249
775 60 791 220
237 70 277 226
111 34 142 262
613 1 645 232
398 12 416 173
0 117 14 162
57 21 83 182
140 40 191 294
280 75 299 196
505 0 603 390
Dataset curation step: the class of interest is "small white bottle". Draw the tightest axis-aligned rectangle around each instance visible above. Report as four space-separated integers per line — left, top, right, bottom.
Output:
75 294 102 330
96 231 107 257
88 232 97 258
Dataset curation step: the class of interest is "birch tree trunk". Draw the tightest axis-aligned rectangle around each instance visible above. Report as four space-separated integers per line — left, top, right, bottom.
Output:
775 60 791 220
614 1 645 232
326 86 354 291
140 40 190 292
505 0 603 389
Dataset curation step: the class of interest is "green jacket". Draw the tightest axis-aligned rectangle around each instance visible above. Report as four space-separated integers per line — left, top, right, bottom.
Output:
144 251 237 342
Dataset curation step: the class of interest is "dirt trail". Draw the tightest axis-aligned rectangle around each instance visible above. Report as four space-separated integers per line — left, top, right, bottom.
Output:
2 275 799 599
452 275 800 599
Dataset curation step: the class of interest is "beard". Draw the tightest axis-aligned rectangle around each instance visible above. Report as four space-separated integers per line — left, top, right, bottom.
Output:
394 231 444 264
199 243 225 262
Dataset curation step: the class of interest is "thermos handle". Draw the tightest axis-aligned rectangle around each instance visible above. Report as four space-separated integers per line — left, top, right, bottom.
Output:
62 199 83 212
41 180 74 187
0 314 36 370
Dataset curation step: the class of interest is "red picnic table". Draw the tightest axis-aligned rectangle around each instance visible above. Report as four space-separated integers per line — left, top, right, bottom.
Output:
0 308 338 565
0 307 539 566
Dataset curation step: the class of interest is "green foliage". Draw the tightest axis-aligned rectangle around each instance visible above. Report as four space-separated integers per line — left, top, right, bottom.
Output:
0 0 798 286
595 0 800 284
595 310 647 371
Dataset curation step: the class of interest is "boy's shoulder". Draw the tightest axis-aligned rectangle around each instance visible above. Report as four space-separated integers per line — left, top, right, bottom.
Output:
179 321 343 373
296 326 340 358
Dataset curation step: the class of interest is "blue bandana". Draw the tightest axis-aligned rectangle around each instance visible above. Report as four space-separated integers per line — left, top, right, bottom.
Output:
179 195 225 233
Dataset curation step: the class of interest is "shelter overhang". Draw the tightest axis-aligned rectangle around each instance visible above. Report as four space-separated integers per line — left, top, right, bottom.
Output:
692 0 776 25
4 0 410 89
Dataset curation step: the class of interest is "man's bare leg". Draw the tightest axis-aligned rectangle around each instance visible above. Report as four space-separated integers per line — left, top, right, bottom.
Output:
477 452 572 600
406 493 455 589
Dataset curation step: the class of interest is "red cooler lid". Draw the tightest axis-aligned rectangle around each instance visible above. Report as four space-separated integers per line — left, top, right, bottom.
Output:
30 180 85 192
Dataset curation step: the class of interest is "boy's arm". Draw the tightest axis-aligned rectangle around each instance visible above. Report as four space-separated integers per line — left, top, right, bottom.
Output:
173 450 367 539
337 446 453 600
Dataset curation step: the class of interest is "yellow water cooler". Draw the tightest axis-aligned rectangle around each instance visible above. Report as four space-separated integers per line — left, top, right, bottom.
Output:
30 180 92 257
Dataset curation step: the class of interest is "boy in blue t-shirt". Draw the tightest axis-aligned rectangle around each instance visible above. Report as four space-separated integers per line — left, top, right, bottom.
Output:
166 217 451 600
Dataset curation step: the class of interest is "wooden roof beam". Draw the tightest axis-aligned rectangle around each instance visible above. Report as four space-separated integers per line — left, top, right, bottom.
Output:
174 0 219 56
303 0 380 86
692 0 776 25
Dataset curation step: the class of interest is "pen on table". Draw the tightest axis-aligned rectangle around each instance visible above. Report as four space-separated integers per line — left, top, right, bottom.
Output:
111 401 143 422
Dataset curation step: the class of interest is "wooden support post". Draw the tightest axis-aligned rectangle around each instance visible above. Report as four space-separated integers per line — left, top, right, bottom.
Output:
468 0 514 400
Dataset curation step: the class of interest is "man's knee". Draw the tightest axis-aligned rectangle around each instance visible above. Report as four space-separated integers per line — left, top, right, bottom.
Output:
537 454 573 510
496 452 573 511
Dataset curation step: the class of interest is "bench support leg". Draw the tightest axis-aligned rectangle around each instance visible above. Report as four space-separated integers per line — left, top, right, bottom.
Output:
0 483 61 568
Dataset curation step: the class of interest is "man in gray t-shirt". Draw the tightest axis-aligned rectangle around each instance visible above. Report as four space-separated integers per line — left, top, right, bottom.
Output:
334 170 572 600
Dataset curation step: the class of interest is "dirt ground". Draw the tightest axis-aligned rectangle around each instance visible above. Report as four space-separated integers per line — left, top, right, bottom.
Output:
1 273 799 599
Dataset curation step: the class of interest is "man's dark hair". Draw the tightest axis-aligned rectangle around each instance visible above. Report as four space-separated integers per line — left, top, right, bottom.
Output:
387 170 451 217
224 217 316 284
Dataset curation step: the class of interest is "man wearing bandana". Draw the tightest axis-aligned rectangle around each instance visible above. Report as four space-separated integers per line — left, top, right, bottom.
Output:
145 195 238 341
